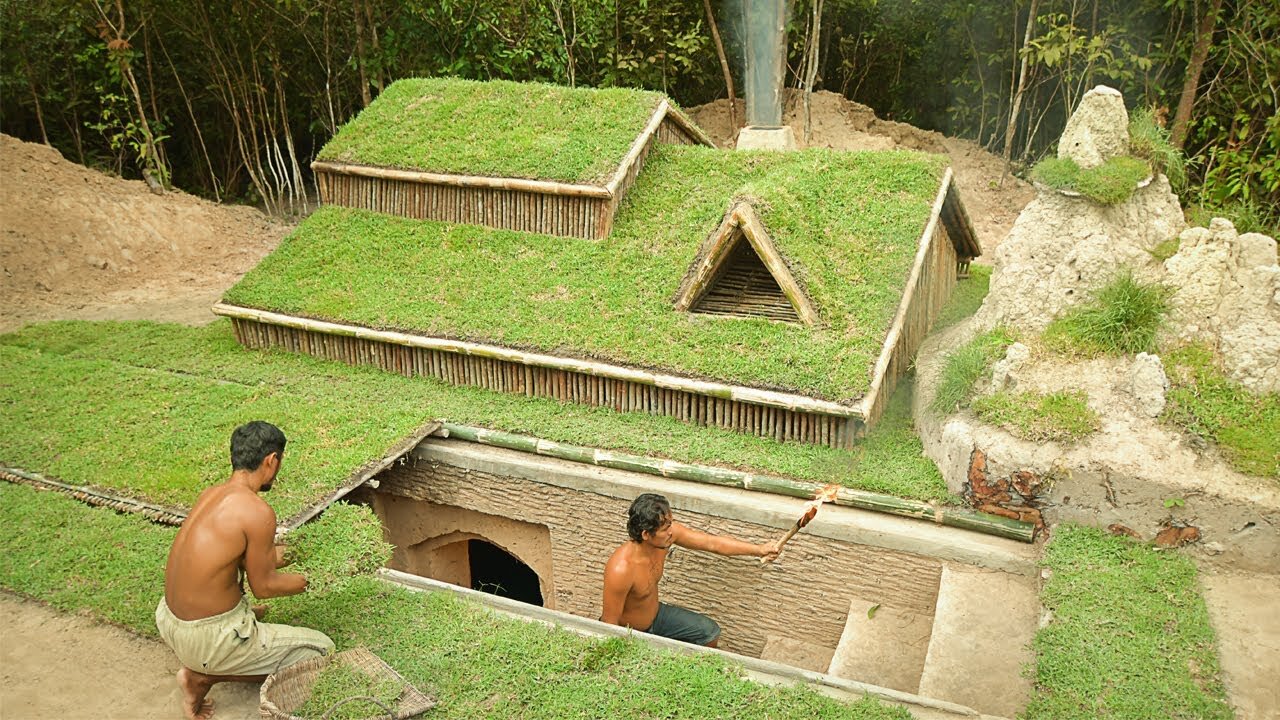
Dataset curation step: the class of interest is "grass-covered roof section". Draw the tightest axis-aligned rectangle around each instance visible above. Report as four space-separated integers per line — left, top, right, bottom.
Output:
315 77 667 184
226 146 948 402
0 321 950 512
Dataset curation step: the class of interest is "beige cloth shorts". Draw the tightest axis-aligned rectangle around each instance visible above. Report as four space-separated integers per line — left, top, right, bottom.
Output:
155 596 334 676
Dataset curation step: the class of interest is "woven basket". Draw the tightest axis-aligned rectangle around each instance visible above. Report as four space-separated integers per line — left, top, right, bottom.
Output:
259 647 436 720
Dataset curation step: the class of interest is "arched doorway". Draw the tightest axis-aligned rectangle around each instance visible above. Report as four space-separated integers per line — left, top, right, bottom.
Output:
468 539 543 606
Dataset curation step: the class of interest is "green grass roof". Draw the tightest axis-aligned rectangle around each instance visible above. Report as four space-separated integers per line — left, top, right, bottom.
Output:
227 146 948 402
0 321 949 515
315 77 669 184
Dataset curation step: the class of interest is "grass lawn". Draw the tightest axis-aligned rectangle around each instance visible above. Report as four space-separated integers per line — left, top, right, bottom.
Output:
0 483 910 720
0 320 951 513
1026 525 1232 720
315 77 668 184
226 145 949 402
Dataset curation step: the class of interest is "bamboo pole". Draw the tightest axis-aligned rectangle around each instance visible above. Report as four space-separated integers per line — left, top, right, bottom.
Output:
2 466 188 525
311 161 612 198
213 303 863 418
434 423 1035 542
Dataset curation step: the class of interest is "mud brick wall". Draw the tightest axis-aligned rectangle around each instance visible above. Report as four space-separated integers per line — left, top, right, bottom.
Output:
376 458 943 657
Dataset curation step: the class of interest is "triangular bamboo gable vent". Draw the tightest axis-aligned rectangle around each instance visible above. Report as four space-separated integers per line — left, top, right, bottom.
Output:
674 203 818 325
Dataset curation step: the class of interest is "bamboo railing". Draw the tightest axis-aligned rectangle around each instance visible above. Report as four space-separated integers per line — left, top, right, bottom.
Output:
432 423 1036 542
215 304 865 448
1 466 188 525
313 100 712 240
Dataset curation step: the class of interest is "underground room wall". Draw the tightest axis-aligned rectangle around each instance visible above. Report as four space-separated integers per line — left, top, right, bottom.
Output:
373 455 944 657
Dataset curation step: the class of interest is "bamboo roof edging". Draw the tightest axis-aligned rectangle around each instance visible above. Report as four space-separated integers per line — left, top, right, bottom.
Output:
660 104 717 148
309 160 613 199
861 168 953 422
434 422 1036 543
212 303 864 418
2 465 188 526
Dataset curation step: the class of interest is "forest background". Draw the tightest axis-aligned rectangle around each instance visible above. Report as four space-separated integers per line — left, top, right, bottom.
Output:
2 0 1275 231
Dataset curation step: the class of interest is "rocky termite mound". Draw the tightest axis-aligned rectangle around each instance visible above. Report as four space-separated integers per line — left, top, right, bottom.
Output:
915 87 1279 571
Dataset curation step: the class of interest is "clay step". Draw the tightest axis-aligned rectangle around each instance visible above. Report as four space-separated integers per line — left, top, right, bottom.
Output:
916 563 1040 718
759 635 836 674
827 597 933 693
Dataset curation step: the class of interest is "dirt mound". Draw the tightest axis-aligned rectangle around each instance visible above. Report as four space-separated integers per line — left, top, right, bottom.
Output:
0 134 289 332
687 91 1034 255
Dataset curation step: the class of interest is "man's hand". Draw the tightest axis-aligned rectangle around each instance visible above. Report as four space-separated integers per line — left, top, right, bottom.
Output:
758 540 781 563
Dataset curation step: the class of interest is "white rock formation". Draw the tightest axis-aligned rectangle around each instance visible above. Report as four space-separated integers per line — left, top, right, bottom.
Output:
1058 85 1129 169
990 342 1031 391
1128 352 1168 417
1163 219 1280 392
976 175 1184 332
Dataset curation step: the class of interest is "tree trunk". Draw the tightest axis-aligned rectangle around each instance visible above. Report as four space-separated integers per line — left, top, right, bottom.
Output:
1003 0 1039 175
1170 0 1224 150
702 0 737 134
352 0 371 107
802 0 823 144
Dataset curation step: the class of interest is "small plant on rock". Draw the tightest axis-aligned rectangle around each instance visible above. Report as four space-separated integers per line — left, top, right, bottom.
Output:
1128 106 1187 191
932 327 1016 414
1044 272 1169 356
972 390 1101 443
1030 155 1152 205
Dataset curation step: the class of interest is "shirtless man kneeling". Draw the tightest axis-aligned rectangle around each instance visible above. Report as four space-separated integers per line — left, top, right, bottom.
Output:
600 493 779 647
156 421 334 720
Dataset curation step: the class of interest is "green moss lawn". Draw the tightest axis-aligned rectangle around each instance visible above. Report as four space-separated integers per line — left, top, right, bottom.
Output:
0 320 950 515
315 78 668 184
0 483 910 720
226 146 948 402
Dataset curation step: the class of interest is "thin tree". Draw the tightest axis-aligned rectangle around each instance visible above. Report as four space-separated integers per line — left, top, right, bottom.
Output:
801 0 824 144
93 0 167 191
703 0 737 134
1002 0 1039 178
1169 0 1224 149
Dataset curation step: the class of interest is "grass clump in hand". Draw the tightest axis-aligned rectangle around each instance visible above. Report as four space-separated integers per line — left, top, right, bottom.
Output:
1163 344 1280 479
285 503 393 593
1044 272 1168 356
1031 155 1152 205
932 327 1016 414
296 656 404 720
1129 106 1187 191
972 390 1100 443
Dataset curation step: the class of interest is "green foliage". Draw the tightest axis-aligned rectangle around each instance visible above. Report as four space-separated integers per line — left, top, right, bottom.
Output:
1148 237 1181 263
227 146 948 401
0 484 912 720
297 657 405 720
316 77 665 184
0 320 952 505
1129 106 1186 191
287 503 394 593
1030 155 1153 205
1026 525 1232 720
1043 272 1169 356
971 390 1100 443
1185 197 1280 238
931 327 1015 414
1162 345 1280 479
931 264 991 332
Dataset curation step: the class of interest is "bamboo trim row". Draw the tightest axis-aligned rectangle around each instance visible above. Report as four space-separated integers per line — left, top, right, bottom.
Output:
432 424 1036 542
861 168 953 425
213 303 862 418
2 466 188 525
221 313 862 448
315 173 610 239
310 161 612 198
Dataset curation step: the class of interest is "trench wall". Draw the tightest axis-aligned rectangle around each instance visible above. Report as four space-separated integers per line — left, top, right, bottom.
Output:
374 456 943 657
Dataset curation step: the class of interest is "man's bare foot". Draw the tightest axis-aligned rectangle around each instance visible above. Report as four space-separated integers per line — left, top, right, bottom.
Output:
252 603 267 621
176 666 215 720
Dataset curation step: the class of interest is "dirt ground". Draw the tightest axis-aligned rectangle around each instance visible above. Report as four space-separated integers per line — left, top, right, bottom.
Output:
0 106 1271 719
0 134 289 333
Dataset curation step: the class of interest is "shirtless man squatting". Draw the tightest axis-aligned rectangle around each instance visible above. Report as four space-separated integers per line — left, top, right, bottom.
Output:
156 421 334 720
601 492 779 647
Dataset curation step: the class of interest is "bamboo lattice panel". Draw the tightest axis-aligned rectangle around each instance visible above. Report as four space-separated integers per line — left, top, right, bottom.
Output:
691 240 800 322
230 318 860 448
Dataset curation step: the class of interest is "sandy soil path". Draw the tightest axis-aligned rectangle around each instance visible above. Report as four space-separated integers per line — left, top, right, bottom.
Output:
0 592 259 720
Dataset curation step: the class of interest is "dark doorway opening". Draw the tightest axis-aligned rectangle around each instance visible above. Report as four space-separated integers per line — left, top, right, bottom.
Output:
468 539 543 606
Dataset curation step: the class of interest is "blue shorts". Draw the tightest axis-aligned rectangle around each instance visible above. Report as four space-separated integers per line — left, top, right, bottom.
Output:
644 602 720 645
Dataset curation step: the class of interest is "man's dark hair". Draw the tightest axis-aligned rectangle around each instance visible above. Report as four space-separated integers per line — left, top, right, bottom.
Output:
230 421 287 472
627 493 671 542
